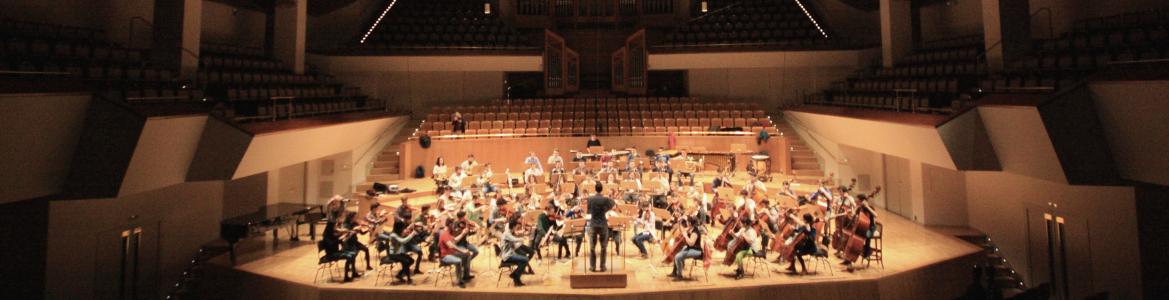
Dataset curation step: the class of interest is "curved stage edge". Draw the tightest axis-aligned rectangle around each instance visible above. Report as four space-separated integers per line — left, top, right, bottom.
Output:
203 209 982 300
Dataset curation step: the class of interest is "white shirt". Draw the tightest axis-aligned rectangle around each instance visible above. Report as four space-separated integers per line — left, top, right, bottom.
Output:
449 171 467 188
460 160 478 172
547 154 564 166
433 165 448 178
635 210 656 237
738 227 762 252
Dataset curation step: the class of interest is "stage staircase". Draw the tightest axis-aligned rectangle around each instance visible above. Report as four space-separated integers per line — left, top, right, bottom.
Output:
942 227 1029 299
771 117 826 184
355 118 421 192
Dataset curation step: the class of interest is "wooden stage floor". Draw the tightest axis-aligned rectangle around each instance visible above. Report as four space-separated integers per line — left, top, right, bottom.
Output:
205 173 982 299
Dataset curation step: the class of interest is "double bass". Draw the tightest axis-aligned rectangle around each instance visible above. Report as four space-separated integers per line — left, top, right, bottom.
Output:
831 187 880 252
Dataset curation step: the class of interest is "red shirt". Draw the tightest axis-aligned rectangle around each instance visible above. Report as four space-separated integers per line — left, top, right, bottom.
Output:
438 229 456 257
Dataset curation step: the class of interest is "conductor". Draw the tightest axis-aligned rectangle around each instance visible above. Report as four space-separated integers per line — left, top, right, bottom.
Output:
587 181 615 272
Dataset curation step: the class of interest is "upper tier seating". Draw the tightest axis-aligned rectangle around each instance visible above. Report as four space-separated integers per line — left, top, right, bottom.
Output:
0 19 194 103
980 7 1169 94
655 0 834 49
344 0 535 53
810 35 987 114
196 43 390 123
418 97 774 137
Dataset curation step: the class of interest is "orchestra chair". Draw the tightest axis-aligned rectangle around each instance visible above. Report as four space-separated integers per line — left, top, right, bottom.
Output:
314 241 346 284
746 251 772 278
430 259 461 287
863 222 885 269
373 253 401 286
495 262 522 287
811 248 834 276
684 255 709 282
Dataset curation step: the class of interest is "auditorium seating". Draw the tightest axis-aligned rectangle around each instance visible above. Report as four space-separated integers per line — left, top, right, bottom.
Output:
979 8 1169 94
814 35 987 113
195 43 390 122
655 0 833 49
417 97 774 137
0 19 192 103
345 0 535 53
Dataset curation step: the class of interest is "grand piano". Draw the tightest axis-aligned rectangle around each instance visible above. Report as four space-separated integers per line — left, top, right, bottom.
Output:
220 203 323 263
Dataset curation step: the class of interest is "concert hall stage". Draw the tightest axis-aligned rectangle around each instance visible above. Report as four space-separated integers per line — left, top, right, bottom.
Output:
203 174 982 300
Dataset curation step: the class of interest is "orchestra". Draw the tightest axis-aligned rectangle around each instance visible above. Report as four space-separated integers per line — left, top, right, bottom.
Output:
316 143 884 288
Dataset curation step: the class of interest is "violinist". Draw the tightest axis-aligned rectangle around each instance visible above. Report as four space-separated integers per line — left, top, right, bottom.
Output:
631 202 657 259
323 216 360 282
380 222 424 283
479 163 496 193
453 211 481 260
366 201 390 249
529 205 556 260
393 196 412 234
341 211 374 272
438 218 475 288
547 210 572 259
732 218 763 280
786 214 818 274
325 195 347 223
668 216 703 280
499 219 531 286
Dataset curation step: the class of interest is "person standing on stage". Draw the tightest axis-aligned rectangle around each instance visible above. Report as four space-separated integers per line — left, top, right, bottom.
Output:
586 182 615 272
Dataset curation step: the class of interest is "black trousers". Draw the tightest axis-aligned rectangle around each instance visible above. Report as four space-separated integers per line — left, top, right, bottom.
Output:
588 225 610 270
382 253 415 278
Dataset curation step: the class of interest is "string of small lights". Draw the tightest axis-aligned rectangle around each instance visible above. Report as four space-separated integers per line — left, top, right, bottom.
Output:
360 0 400 44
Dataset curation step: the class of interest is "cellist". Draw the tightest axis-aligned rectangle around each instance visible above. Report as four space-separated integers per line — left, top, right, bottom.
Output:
668 216 703 280
731 218 763 280
785 214 818 275
841 194 878 269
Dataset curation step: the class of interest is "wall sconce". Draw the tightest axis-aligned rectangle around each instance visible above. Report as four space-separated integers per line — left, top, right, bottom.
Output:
700 1 708 13
484 2 492 15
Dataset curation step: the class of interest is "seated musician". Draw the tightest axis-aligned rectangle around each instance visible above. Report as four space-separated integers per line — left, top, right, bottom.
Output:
786 214 819 274
453 211 481 260
460 154 478 172
733 190 757 221
433 157 449 192
650 173 670 208
621 170 643 204
366 201 390 248
529 205 556 260
758 199 781 250
778 180 797 199
379 222 423 283
668 216 703 280
572 161 590 176
712 169 733 189
547 149 564 167
524 152 544 173
479 163 496 193
341 212 374 272
437 219 475 288
322 217 360 282
523 163 543 185
586 134 602 148
732 218 764 279
545 207 571 259
597 161 618 183
675 150 695 186
745 175 767 199
325 195 347 223
631 202 657 259
448 166 468 193
841 195 879 269
499 220 531 286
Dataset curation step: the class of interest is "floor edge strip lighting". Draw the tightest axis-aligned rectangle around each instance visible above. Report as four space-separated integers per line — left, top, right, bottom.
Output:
793 0 829 39
360 0 399 44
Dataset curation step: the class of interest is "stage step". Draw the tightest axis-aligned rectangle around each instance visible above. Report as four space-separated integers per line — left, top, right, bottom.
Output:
369 167 399 175
791 169 824 177
368 174 401 182
793 162 820 170
373 160 399 168
793 156 818 164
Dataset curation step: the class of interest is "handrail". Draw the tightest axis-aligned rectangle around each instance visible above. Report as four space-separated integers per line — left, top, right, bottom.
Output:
0 70 74 76
779 114 845 164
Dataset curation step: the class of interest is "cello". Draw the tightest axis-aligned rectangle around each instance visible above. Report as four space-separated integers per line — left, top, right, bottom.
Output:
839 194 878 263
831 187 879 252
